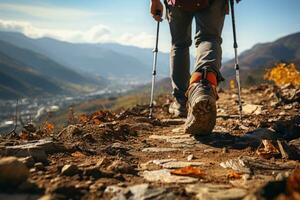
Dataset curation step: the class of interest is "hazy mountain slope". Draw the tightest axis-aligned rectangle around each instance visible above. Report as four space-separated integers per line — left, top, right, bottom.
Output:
222 32 300 82
99 43 170 76
0 32 169 79
0 52 63 99
0 40 94 85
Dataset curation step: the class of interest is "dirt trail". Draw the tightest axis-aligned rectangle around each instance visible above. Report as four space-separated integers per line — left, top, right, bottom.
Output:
0 84 299 200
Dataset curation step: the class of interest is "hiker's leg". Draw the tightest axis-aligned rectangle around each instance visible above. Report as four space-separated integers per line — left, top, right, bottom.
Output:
194 0 226 83
167 5 193 100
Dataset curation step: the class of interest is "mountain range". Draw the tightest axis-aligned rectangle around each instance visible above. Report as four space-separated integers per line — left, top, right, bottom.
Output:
0 31 299 99
0 31 170 79
221 32 300 84
0 40 103 99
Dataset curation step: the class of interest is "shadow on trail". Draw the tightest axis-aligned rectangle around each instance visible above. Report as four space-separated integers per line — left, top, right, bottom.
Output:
194 131 260 150
194 115 300 150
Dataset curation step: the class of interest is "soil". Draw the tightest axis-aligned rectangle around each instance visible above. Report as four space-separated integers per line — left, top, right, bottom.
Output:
1 83 299 200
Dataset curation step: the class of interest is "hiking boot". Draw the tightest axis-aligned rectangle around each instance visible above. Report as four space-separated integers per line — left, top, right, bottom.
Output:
184 80 217 136
169 98 187 118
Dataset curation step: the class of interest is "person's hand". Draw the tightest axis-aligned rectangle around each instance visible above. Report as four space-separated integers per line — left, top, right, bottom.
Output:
150 0 163 22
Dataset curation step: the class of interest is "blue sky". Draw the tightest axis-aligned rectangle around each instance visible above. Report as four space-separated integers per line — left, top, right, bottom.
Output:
0 0 299 57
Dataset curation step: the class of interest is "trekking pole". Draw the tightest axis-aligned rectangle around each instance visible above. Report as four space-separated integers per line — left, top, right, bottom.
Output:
229 0 243 120
149 11 161 119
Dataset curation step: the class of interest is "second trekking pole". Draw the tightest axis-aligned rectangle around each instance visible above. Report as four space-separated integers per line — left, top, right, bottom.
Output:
149 11 161 119
230 0 243 120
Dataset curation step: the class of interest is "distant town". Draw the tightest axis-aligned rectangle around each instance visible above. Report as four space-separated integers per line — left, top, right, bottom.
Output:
0 86 129 134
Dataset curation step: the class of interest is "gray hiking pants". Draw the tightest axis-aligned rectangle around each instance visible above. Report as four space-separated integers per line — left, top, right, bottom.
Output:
166 0 226 101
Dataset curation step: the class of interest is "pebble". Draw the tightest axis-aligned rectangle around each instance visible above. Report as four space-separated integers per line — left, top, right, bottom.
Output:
142 147 180 153
61 164 79 176
107 160 135 174
18 156 35 168
149 134 190 141
104 185 124 194
23 123 37 133
186 183 247 200
243 104 262 115
222 147 229 154
204 149 218 153
187 154 194 161
161 161 206 169
0 157 29 186
34 162 45 171
105 183 176 200
142 169 198 183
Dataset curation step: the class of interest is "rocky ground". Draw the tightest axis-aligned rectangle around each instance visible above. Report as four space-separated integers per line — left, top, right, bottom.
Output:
0 83 299 200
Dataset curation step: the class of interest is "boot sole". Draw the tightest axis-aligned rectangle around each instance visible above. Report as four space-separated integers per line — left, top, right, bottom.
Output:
184 95 216 136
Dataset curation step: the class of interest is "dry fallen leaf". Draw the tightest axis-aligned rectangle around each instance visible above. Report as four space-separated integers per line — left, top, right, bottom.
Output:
264 63 300 86
227 171 242 179
93 118 102 125
71 151 86 158
79 114 89 124
19 131 29 140
170 166 205 178
256 140 280 159
43 122 54 134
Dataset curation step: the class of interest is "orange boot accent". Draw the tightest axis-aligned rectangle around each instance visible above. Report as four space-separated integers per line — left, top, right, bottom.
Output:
206 72 217 87
189 72 217 87
189 72 202 85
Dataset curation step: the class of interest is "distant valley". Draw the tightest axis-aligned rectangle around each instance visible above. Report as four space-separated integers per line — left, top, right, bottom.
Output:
0 31 299 99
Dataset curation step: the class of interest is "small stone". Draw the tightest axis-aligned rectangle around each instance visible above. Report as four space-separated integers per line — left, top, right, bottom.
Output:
61 164 79 176
89 182 104 192
18 156 35 168
107 160 135 174
242 174 251 181
203 149 218 153
275 172 290 181
270 101 278 107
284 104 293 110
23 123 37 133
107 184 175 200
0 157 29 187
104 185 124 194
243 104 262 115
142 169 198 183
187 154 194 161
152 159 177 165
34 162 44 171
142 147 180 152
186 183 247 200
161 161 206 169
222 147 229 154
220 156 295 174
30 168 36 173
